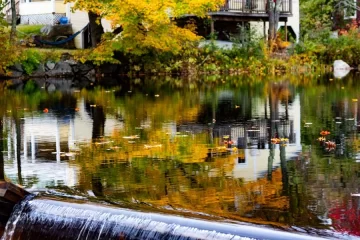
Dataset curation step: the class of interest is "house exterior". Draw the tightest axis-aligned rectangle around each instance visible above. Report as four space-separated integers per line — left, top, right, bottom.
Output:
208 0 300 42
19 0 66 25
68 0 300 48
65 3 112 49
13 0 299 48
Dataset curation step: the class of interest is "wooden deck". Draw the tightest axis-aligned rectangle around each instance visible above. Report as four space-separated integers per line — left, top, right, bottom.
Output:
211 0 292 21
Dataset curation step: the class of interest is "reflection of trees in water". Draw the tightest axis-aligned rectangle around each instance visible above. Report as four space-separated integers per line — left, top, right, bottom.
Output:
14 115 22 186
85 101 106 141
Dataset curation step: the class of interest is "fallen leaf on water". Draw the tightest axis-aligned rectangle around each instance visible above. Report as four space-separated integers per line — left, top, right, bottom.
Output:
123 135 140 139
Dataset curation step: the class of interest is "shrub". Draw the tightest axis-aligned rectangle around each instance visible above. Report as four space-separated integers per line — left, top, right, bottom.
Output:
20 49 44 75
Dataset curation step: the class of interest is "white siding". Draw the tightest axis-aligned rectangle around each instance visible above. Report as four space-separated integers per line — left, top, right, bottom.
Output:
55 1 66 13
67 3 89 49
20 2 54 15
66 3 112 49
278 0 300 42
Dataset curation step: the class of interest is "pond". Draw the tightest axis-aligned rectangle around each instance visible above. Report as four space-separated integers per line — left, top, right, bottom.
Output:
0 74 360 238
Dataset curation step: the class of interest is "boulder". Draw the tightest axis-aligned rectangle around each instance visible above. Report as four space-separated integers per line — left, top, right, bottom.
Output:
72 63 94 76
11 63 24 73
7 64 24 78
334 60 351 79
46 61 74 77
31 64 46 77
45 61 56 71
7 70 23 78
334 60 350 70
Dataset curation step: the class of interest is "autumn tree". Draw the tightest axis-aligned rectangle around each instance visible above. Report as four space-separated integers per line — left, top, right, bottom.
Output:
67 0 224 60
0 1 20 74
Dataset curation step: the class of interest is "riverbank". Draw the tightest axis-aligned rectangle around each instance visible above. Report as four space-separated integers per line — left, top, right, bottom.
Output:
3 49 332 80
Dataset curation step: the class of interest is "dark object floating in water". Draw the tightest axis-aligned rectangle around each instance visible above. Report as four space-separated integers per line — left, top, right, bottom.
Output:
2 197 325 240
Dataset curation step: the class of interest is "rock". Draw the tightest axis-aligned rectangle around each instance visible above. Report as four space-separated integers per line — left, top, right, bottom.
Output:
46 61 74 77
8 70 23 78
334 60 351 79
45 61 56 70
31 64 46 77
65 59 77 66
73 63 94 76
7 64 24 78
12 63 24 73
334 60 350 70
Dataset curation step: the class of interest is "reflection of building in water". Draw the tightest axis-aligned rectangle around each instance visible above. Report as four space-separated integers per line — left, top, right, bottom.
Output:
3 98 123 189
178 94 302 181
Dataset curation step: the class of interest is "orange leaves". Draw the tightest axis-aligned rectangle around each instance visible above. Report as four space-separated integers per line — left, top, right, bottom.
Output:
320 130 330 136
317 130 336 151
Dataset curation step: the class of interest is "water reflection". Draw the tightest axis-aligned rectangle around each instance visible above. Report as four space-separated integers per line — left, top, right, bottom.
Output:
1 75 360 236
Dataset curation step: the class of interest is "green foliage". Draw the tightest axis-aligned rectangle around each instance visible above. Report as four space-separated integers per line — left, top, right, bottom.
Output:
0 0 22 74
292 23 360 66
300 0 336 37
20 49 43 75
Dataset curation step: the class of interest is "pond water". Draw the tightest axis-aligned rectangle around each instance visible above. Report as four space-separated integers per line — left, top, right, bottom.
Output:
1 74 360 238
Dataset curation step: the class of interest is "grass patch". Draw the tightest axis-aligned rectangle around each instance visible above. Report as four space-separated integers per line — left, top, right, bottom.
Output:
16 24 44 38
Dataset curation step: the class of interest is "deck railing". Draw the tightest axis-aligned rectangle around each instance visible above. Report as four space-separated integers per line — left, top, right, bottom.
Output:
220 0 292 14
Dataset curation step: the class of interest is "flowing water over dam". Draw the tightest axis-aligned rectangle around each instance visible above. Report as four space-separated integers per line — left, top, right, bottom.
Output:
1 196 324 240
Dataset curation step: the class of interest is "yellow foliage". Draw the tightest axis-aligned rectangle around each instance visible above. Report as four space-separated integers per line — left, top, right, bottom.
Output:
67 0 225 55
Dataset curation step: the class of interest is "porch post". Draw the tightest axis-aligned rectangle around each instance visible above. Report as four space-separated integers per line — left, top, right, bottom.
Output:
52 0 56 25
210 18 215 36
52 0 56 12
263 20 266 40
241 21 245 45
284 20 287 41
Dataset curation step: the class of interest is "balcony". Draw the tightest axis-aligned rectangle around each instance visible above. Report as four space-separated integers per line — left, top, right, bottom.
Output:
210 0 292 21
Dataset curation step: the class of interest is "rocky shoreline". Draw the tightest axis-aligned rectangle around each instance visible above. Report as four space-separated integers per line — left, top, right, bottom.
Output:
7 59 97 80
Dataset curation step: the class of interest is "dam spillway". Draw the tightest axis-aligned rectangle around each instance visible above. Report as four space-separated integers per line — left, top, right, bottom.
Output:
1 197 325 240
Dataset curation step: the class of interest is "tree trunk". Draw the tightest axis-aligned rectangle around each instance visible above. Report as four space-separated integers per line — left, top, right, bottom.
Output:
10 0 17 41
0 119 4 181
88 11 104 47
268 0 282 41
